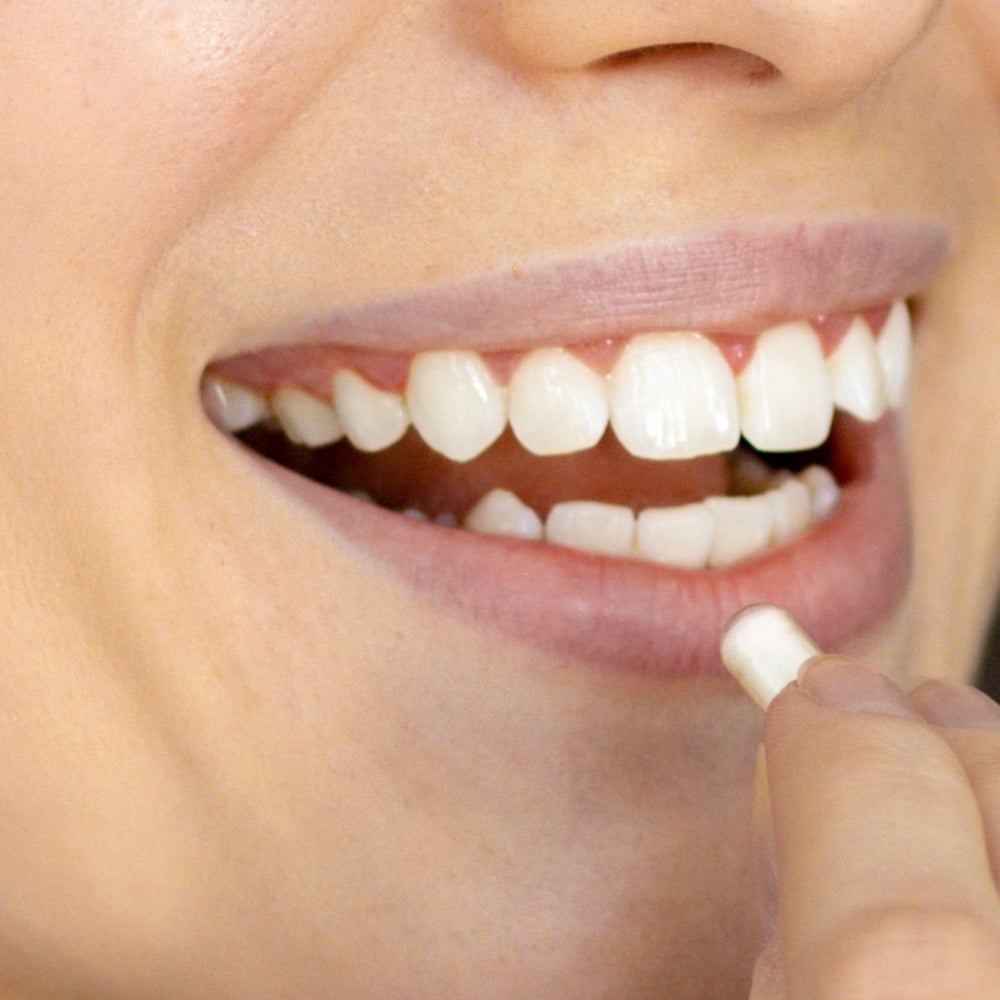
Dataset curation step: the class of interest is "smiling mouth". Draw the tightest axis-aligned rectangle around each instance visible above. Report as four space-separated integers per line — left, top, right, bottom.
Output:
204 301 909 571
195 220 944 674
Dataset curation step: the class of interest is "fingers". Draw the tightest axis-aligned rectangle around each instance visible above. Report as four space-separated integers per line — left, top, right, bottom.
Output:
760 657 1000 999
913 680 1000 881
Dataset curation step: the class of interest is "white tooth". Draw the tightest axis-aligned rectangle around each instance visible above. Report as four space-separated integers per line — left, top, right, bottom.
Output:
204 377 270 432
508 348 608 455
799 465 840 521
545 501 635 557
463 488 544 540
272 386 344 447
876 300 912 408
402 507 428 521
349 490 375 503
635 504 716 569
705 495 774 567
737 322 834 452
826 316 888 421
332 369 409 452
406 351 506 462
608 332 739 459
768 477 812 543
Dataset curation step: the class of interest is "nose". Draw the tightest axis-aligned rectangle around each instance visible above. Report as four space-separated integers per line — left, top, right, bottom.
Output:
498 0 944 110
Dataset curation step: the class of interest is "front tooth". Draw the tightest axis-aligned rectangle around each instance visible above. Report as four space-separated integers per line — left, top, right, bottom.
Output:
827 316 888 421
508 348 608 455
272 386 344 447
332 369 409 452
705 495 774 567
464 488 544 540
545 501 635 557
876 300 912 408
635 503 716 569
407 351 506 462
737 322 834 451
768 477 812 543
204 377 270 432
609 332 740 459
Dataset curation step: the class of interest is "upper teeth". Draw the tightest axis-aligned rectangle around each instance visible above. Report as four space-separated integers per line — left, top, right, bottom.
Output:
333 368 408 452
406 350 507 462
608 331 740 459
206 300 911 462
508 347 609 455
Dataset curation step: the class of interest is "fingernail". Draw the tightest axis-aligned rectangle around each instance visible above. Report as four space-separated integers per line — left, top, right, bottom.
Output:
911 680 1000 728
798 656 919 718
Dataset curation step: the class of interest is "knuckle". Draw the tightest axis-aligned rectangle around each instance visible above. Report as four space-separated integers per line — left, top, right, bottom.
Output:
808 905 1000 1000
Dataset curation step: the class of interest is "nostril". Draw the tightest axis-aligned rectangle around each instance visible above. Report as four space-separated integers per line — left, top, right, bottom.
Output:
599 42 779 85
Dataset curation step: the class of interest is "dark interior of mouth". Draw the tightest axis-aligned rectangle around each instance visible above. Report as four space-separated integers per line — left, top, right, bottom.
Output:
236 422 834 522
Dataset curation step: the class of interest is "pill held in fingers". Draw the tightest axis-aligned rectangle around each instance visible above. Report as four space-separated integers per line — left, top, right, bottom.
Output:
720 605 822 709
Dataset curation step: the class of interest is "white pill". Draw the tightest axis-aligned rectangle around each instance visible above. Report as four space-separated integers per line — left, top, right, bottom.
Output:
720 605 822 709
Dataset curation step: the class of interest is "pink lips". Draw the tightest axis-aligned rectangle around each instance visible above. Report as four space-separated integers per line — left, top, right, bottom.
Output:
240 219 948 353
215 219 948 676
255 414 905 675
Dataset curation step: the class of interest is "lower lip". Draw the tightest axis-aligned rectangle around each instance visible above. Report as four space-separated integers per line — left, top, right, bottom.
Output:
252 415 908 677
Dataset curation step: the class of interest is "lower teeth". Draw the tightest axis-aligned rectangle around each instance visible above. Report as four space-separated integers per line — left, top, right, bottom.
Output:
235 415 840 569
358 463 838 570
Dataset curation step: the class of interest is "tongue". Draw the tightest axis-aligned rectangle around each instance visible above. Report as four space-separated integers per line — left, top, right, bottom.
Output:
244 426 730 519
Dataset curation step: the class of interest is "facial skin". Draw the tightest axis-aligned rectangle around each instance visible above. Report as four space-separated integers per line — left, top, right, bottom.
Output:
2 2 1000 997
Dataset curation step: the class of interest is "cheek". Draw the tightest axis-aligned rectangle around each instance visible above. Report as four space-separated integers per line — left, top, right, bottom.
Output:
0 2 371 281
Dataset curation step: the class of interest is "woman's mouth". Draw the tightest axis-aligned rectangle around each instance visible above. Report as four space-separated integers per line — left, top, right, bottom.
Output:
198 223 946 675
206 302 906 566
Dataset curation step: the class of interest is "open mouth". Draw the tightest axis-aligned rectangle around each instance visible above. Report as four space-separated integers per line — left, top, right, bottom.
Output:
194 221 947 675
205 302 908 572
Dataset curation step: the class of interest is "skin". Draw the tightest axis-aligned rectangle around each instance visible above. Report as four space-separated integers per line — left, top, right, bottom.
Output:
2 1 1000 997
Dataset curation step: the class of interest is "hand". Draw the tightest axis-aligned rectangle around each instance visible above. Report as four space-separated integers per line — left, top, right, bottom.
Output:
750 657 1000 998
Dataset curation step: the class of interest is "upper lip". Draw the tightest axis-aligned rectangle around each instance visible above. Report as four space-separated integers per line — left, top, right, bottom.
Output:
227 217 949 358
